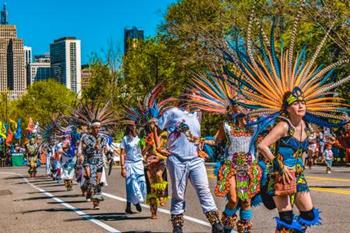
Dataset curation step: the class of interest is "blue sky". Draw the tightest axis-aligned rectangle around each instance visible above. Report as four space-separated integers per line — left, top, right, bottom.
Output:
4 0 176 64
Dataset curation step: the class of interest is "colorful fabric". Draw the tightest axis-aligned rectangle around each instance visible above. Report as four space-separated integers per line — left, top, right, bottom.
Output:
215 153 262 201
266 133 310 196
0 121 6 139
61 151 76 180
14 118 22 140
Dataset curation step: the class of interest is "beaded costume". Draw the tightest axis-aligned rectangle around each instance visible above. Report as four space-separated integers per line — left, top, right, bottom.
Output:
218 1 349 232
186 74 262 233
123 83 174 219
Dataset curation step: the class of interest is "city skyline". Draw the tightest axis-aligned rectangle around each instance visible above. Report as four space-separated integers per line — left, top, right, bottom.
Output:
5 0 175 64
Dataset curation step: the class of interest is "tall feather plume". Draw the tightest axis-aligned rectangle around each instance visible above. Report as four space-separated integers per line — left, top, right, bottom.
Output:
288 0 305 79
219 5 350 123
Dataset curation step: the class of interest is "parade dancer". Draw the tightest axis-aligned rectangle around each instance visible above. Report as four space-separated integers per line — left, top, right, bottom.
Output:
186 74 262 233
73 103 116 209
220 2 350 231
51 141 62 181
25 137 39 177
136 83 173 219
58 139 76 191
76 124 89 196
155 99 224 233
120 123 146 214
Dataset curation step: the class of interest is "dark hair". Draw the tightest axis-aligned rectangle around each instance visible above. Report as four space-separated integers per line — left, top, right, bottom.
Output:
125 124 135 136
282 91 292 110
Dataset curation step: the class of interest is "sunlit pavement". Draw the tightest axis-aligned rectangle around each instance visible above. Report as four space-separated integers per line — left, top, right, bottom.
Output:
1 165 349 233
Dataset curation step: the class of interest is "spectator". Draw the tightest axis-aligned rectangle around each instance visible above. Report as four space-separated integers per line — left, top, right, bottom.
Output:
323 143 334 174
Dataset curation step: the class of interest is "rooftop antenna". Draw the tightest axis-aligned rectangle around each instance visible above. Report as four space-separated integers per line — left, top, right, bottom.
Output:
1 0 8 25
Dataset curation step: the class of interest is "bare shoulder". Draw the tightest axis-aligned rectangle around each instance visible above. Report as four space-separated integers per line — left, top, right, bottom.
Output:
272 121 289 136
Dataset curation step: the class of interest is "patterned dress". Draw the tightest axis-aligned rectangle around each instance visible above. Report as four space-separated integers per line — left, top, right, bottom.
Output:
267 129 310 195
82 133 109 185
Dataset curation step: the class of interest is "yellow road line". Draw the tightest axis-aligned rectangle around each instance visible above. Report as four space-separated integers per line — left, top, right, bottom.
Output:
306 176 350 183
310 187 350 195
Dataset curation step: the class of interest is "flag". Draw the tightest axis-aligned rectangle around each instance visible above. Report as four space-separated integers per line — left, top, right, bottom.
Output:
26 117 35 139
0 121 6 139
15 118 22 140
6 127 13 146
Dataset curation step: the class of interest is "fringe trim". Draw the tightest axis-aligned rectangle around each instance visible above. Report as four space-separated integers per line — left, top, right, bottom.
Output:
150 181 168 191
298 208 322 227
146 193 169 205
274 217 305 233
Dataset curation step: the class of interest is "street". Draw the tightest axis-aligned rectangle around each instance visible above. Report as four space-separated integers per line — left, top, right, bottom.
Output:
0 165 349 233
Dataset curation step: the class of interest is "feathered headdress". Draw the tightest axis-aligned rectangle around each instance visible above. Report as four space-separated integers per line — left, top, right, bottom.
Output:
122 82 176 126
222 0 349 127
69 101 117 133
185 69 238 114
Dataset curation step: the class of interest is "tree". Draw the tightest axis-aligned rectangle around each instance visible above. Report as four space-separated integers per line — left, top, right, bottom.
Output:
122 37 181 102
13 80 76 126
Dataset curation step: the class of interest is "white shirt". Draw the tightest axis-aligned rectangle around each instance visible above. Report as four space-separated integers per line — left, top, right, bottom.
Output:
120 135 143 162
157 107 200 161
223 122 251 160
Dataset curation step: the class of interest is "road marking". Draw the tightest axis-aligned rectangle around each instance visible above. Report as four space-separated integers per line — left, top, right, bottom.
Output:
310 187 350 195
306 176 350 183
102 192 211 227
0 172 121 233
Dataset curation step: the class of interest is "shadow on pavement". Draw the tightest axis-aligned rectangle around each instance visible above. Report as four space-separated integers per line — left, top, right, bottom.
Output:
47 200 88 204
27 190 66 194
4 175 48 180
65 212 151 222
26 180 59 185
21 207 91 214
16 194 82 201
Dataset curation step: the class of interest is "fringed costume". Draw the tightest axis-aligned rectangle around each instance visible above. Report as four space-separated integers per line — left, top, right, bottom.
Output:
123 83 173 218
71 102 117 209
186 74 262 233
217 1 350 232
25 139 39 177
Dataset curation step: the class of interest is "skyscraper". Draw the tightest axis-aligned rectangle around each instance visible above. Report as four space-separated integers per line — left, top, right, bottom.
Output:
29 54 51 85
50 37 81 94
0 3 26 99
24 46 32 65
124 26 144 54
0 2 8 25
24 46 32 86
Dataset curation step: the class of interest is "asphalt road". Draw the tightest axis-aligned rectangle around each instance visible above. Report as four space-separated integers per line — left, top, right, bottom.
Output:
0 165 350 233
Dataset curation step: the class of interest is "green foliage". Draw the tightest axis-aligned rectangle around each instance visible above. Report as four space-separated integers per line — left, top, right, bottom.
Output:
13 80 76 126
4 0 348 137
122 37 181 101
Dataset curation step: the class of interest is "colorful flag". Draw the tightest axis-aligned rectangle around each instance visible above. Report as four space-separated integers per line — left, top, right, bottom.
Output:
15 118 22 140
6 126 13 146
0 121 6 139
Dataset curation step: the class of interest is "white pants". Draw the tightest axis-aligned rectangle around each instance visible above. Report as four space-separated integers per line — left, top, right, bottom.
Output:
167 155 217 215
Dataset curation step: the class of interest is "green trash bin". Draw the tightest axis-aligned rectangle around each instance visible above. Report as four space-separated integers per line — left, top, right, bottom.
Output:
12 153 25 167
